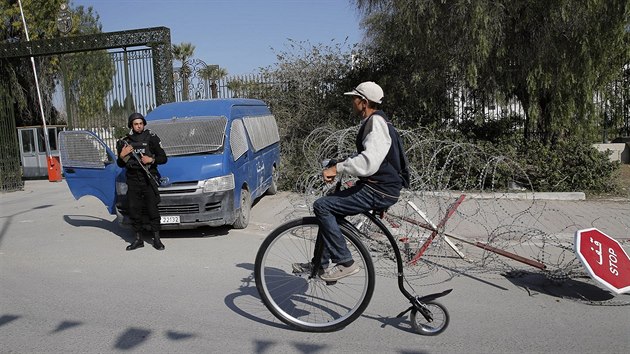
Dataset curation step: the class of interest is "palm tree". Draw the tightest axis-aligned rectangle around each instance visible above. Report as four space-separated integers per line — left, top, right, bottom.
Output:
227 79 246 98
172 42 196 101
199 65 228 98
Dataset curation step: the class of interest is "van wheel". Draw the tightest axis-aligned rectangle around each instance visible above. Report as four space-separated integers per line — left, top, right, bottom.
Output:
233 188 251 229
266 166 278 195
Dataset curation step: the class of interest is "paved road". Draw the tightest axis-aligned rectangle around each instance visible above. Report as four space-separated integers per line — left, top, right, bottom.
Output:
1 180 629 353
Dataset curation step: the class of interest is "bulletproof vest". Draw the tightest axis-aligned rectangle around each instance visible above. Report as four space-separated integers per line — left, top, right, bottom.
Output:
126 130 154 156
122 130 157 184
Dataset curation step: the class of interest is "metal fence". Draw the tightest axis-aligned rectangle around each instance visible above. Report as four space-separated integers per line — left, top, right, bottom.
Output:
165 57 629 139
106 49 157 117
214 74 278 100
596 68 630 141
0 78 24 192
56 48 158 152
206 73 629 141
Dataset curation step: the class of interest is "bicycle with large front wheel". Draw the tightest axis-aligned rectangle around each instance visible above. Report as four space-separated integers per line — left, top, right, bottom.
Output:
254 208 452 334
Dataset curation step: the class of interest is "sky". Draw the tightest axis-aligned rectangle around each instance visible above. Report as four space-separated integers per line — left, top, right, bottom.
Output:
71 0 365 76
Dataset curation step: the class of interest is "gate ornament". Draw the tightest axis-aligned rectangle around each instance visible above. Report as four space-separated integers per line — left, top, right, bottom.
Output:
56 3 72 35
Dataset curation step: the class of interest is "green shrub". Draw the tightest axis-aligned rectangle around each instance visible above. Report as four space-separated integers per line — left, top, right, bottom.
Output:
516 139 620 194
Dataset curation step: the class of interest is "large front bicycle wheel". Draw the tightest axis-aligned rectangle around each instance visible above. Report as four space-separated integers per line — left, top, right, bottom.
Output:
255 217 375 332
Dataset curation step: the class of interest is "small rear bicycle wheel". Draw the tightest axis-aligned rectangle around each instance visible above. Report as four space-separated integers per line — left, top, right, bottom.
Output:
254 217 375 332
410 301 449 335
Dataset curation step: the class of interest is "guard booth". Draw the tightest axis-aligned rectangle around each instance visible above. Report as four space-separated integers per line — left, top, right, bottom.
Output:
17 125 66 178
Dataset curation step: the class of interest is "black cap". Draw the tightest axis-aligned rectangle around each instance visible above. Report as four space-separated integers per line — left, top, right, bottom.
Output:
127 113 146 128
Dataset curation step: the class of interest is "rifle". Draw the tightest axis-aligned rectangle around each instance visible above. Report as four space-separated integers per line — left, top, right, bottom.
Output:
121 140 161 200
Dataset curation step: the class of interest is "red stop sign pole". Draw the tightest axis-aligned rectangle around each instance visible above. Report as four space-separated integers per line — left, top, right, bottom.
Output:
575 228 630 294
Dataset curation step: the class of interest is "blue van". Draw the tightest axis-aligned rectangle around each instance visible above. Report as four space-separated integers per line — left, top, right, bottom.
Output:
59 98 281 229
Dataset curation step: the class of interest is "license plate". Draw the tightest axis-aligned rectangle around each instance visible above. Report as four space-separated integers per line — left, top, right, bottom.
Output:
160 215 180 224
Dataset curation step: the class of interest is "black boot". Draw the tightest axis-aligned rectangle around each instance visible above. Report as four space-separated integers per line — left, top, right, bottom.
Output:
126 233 144 251
153 231 165 250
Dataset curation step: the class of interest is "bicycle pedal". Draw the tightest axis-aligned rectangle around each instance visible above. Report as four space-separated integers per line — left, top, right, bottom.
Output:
324 280 337 286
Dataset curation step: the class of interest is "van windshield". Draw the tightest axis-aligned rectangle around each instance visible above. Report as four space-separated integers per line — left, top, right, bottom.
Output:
146 116 227 156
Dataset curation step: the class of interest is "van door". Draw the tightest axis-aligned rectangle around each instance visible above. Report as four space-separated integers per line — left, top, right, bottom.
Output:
58 130 121 214
228 118 252 209
252 150 267 199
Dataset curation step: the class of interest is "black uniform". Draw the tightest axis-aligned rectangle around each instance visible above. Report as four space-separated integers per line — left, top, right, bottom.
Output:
116 129 167 236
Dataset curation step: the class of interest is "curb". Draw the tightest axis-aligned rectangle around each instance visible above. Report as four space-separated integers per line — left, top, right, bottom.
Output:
466 192 587 201
405 190 587 201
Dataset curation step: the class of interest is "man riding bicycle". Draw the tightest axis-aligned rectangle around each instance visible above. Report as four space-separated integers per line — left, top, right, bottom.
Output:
293 81 407 281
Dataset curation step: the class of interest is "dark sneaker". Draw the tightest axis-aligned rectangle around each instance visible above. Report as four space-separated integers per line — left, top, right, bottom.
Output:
292 262 312 273
153 239 165 250
320 262 360 281
292 262 325 276
126 239 144 251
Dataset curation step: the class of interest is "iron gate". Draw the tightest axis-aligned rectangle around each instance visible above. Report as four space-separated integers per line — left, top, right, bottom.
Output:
63 47 159 151
0 27 174 188
0 77 23 191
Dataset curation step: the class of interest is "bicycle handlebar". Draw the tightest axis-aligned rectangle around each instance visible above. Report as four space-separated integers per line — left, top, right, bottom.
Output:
322 158 338 168
321 158 346 194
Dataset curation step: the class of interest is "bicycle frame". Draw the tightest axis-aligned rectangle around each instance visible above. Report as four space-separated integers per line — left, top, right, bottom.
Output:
310 209 452 320
302 170 452 324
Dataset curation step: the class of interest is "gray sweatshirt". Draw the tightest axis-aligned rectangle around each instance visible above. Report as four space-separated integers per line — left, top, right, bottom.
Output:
336 114 392 177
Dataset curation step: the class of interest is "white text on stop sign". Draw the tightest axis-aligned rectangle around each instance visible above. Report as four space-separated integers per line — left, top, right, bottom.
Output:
591 237 621 277
609 248 619 276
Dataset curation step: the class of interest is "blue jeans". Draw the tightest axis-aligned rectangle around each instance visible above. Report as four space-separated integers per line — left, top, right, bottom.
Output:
313 183 398 268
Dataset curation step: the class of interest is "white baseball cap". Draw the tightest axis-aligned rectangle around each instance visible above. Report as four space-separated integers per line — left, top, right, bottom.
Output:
344 81 384 104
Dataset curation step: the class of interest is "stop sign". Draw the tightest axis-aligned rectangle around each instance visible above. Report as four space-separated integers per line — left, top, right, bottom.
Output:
575 228 630 294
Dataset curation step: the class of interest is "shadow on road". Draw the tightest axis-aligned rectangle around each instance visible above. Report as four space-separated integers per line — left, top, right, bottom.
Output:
62 214 232 243
63 214 132 243
64 214 124 233
224 263 289 331
0 205 53 248
227 263 442 339
359 312 419 335
1 313 198 351
503 270 630 304
161 226 231 239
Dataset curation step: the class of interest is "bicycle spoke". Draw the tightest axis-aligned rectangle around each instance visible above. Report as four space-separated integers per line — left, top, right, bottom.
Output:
255 218 374 331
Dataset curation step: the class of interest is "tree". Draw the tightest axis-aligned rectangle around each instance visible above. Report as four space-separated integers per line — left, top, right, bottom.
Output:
226 79 246 98
62 6 114 127
1 0 65 126
172 42 196 101
199 65 227 98
353 0 630 143
258 39 357 189
497 1 630 143
1 0 114 127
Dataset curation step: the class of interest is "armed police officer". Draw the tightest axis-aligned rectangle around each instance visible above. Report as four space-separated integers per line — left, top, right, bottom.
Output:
117 113 168 251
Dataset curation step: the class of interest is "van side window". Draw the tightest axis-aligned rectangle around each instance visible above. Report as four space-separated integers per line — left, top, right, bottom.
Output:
243 115 280 152
59 131 110 168
230 119 249 161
